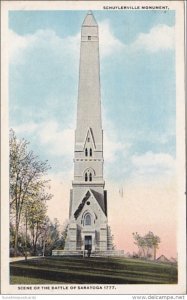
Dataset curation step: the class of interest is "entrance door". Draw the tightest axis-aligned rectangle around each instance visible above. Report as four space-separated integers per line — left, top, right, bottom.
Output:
84 236 92 250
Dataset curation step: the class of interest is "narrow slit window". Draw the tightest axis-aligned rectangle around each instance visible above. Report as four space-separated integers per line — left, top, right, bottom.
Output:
90 148 92 157
85 148 88 156
85 173 88 182
89 173 92 182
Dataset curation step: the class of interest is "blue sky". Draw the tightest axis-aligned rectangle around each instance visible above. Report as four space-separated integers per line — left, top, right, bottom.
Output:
9 10 176 184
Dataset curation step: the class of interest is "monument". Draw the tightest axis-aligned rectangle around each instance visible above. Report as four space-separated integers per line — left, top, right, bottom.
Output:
53 11 123 256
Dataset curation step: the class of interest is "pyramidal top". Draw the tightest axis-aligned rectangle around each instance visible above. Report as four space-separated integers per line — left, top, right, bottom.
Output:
82 11 98 27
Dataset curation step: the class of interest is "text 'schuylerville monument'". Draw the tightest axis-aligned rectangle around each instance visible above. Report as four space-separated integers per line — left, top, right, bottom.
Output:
54 11 121 255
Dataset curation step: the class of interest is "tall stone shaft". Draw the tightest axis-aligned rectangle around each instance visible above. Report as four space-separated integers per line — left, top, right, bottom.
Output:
73 11 104 194
75 11 102 150
64 11 113 253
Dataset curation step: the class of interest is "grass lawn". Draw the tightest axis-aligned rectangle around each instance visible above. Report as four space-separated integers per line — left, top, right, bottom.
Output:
10 256 177 284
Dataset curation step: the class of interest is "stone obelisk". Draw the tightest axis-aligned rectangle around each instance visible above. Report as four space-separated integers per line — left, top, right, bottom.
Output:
58 11 114 255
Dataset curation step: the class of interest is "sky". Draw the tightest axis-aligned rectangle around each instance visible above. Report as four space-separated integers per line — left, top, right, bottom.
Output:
9 10 177 258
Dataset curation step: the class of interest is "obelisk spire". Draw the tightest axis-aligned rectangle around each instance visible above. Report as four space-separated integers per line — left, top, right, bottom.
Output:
82 10 98 27
75 11 102 150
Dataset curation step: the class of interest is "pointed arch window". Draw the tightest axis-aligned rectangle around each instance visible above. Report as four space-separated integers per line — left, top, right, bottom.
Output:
90 148 92 157
85 148 88 156
85 173 88 182
84 168 95 182
85 213 91 226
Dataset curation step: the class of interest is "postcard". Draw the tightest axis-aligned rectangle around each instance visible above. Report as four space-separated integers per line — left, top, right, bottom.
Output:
1 0 186 295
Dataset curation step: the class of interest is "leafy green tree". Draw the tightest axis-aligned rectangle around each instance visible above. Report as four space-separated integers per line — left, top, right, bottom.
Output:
10 222 31 257
26 199 47 255
44 218 60 255
38 218 68 256
132 231 161 260
9 129 52 256
144 231 161 260
132 232 146 257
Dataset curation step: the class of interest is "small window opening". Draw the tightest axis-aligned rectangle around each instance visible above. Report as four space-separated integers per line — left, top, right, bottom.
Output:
85 173 88 182
85 214 91 225
88 36 91 40
87 137 90 142
90 148 92 157
89 173 92 182
85 148 88 156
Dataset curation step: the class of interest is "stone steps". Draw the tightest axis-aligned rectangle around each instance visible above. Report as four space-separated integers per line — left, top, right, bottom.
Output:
52 250 124 257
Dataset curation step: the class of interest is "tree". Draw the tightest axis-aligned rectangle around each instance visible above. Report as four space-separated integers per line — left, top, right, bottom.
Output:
26 199 47 255
132 232 147 258
144 231 161 260
60 221 68 250
9 129 52 256
132 231 161 260
10 222 32 257
39 218 68 256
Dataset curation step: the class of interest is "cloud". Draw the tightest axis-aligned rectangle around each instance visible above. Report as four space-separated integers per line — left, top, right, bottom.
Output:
9 29 80 65
104 133 124 162
9 21 174 67
99 20 124 57
131 24 175 52
14 117 128 164
14 120 74 158
8 30 37 64
13 122 38 134
9 22 123 66
39 121 74 157
99 22 174 57
102 110 131 164
10 20 175 185
131 151 175 180
13 114 130 176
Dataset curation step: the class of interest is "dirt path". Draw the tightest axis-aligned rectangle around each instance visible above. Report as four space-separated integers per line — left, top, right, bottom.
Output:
10 256 42 262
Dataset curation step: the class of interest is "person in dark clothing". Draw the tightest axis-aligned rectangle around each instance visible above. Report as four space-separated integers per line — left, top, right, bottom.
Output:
88 247 91 257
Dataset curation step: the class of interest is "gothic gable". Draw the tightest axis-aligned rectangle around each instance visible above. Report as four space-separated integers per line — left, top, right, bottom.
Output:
74 191 91 219
83 127 96 150
73 189 107 220
90 189 107 216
